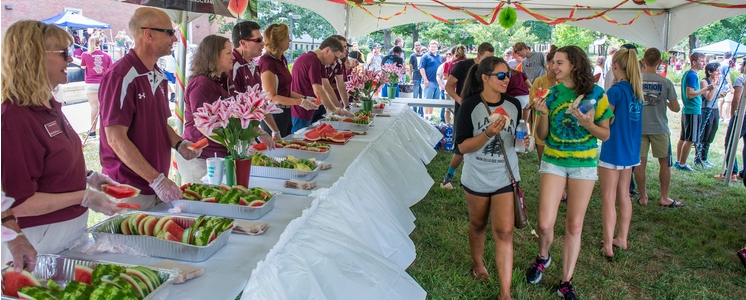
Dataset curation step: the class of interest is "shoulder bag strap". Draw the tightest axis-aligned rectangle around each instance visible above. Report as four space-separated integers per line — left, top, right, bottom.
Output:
479 95 517 182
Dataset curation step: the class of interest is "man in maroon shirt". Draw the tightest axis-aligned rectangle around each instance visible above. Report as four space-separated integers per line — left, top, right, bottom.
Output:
290 37 350 133
99 8 201 209
314 35 351 123
231 21 280 137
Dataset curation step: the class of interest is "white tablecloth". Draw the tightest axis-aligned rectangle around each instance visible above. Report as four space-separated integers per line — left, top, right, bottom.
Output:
392 97 455 108
241 104 442 299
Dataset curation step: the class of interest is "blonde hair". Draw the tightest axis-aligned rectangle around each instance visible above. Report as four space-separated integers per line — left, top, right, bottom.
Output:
454 45 466 59
189 35 230 82
2 20 73 107
613 48 644 101
88 36 100 54
264 23 289 59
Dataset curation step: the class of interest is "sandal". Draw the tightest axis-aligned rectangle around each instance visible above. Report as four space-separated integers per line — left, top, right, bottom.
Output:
714 174 739 182
660 200 683 208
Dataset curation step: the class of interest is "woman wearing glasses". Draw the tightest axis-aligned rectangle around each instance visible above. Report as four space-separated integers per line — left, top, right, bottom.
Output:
454 57 522 299
1 20 122 269
179 35 239 183
80 36 113 138
259 24 318 137
527 46 613 300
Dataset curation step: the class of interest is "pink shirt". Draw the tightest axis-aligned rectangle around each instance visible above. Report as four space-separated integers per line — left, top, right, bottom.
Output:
1 100 87 229
291 51 325 120
258 54 291 98
80 50 113 84
231 49 262 93
98 50 172 195
183 75 233 159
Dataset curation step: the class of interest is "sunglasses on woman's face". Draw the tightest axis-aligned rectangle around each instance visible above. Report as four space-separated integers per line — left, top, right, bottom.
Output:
487 72 511 80
46 50 70 61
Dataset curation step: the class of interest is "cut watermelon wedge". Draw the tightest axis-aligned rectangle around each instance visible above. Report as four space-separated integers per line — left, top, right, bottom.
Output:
116 203 141 209
535 88 552 99
102 184 141 199
188 138 209 151
488 106 510 122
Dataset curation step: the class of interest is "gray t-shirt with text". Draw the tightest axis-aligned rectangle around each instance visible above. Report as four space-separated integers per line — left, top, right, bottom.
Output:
521 52 546 83
641 73 677 135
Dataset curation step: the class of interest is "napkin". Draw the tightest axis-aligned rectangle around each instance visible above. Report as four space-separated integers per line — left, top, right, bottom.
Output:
153 260 204 284
284 179 317 190
232 220 269 236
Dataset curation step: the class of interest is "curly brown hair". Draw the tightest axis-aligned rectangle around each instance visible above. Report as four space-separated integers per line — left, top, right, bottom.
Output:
556 45 595 97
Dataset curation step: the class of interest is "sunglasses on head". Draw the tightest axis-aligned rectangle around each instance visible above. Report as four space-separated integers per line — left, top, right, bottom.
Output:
243 37 263 43
141 27 176 36
487 72 511 80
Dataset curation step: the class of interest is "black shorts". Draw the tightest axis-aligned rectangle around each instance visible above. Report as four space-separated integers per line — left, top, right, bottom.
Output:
680 113 701 143
463 182 516 198
452 109 462 155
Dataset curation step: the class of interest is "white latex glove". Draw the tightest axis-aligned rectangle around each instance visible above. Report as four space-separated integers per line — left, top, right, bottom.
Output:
334 107 355 117
7 236 37 272
149 173 182 203
271 131 282 140
258 133 276 150
81 189 120 216
300 98 320 110
86 171 119 191
177 140 202 160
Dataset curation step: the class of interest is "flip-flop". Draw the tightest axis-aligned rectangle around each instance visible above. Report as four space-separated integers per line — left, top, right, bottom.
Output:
661 200 683 208
471 267 489 281
635 197 646 206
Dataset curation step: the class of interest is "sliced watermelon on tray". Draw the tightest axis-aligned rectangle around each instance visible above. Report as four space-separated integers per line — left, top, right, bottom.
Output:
102 184 141 199
1 268 41 297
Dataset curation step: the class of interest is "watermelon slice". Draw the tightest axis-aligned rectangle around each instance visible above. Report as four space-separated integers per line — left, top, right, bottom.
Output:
163 220 185 242
535 88 552 99
329 133 346 143
251 142 268 151
340 131 354 138
101 184 141 199
248 200 266 207
74 264 93 285
488 106 511 130
153 216 172 237
2 268 41 297
116 203 140 209
17 286 56 300
119 273 148 298
142 216 157 236
187 138 209 151
304 130 321 141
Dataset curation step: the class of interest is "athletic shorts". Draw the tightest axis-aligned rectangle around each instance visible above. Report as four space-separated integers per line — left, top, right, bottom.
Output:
641 133 671 158
598 160 638 170
463 182 516 198
539 160 598 180
85 83 100 93
680 113 701 143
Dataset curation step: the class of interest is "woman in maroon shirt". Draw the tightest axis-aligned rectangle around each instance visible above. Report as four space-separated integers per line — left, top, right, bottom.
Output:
1 20 121 270
259 24 318 138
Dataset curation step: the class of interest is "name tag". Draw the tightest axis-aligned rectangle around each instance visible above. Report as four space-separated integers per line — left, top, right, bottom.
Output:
44 121 62 137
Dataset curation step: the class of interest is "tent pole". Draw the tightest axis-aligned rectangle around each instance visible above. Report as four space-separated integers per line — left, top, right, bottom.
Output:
724 89 746 186
664 9 671 51
345 5 351 37
174 10 188 185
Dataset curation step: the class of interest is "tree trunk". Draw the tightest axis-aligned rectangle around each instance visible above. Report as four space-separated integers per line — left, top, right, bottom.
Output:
383 28 391 49
413 26 419 43
688 34 698 55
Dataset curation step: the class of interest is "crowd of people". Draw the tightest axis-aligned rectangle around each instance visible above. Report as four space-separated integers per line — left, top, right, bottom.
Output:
2 7 745 300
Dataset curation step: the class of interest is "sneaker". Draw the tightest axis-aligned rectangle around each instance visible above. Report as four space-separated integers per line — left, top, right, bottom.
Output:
703 161 715 168
526 253 551 284
693 160 704 168
87 131 96 137
674 161 680 169
440 174 454 190
677 164 699 173
557 280 578 300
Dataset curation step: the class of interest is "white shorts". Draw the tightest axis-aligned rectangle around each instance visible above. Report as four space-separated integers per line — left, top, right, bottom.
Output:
85 83 100 93
514 95 530 109
2 211 89 266
598 160 639 170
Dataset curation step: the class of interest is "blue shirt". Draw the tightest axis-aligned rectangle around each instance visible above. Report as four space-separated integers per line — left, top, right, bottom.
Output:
419 52 441 82
681 70 702 115
600 81 642 167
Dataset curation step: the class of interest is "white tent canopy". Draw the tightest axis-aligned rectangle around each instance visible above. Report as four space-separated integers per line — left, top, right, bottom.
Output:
278 0 746 51
693 39 746 55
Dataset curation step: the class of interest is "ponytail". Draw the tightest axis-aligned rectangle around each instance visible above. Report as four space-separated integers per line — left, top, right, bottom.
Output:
613 48 644 101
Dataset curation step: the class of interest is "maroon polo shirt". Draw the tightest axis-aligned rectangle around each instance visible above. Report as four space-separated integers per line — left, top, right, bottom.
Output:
325 58 345 101
183 75 233 159
1 99 87 229
231 49 262 93
291 51 325 120
98 50 172 195
258 54 292 98
80 50 113 84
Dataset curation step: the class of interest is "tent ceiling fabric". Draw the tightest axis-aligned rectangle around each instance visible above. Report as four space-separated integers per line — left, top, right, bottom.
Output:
281 0 746 50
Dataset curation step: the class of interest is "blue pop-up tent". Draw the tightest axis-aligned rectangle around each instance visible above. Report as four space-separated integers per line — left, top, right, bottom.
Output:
40 11 111 29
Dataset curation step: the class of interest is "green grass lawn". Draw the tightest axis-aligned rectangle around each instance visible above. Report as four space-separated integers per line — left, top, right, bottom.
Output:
408 110 746 299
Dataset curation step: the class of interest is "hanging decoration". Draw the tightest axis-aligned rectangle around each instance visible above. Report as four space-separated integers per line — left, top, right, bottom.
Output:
684 0 746 8
498 6 518 28
430 0 504 25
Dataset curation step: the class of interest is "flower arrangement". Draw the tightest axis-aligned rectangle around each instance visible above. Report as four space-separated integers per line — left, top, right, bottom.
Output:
381 63 406 85
346 69 388 101
193 84 282 159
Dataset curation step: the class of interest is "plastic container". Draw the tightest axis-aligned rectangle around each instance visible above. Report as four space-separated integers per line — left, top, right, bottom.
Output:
578 99 597 114
515 120 528 153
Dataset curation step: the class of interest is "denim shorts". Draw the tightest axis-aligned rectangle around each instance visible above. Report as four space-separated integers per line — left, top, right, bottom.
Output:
539 160 598 180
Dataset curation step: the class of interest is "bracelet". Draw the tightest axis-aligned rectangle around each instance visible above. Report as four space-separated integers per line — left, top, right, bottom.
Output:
483 131 493 139
1 215 16 225
174 140 184 150
535 111 548 116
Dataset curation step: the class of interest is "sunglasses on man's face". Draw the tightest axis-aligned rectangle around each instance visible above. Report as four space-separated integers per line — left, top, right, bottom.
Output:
243 37 263 44
141 27 176 36
487 72 511 80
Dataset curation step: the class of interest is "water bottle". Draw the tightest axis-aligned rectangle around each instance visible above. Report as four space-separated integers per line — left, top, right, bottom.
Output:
444 124 454 152
515 120 528 153
433 123 443 150
578 99 597 114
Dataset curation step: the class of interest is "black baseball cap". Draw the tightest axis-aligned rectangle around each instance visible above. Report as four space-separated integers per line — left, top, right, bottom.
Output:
348 51 364 63
621 43 638 53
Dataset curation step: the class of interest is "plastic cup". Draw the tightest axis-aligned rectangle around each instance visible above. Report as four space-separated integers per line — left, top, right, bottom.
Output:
205 157 225 185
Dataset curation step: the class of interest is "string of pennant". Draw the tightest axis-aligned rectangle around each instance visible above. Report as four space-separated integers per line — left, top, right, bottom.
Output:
326 0 742 26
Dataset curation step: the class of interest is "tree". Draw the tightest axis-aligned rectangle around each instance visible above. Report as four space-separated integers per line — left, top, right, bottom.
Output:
693 15 746 46
552 24 597 51
523 21 552 43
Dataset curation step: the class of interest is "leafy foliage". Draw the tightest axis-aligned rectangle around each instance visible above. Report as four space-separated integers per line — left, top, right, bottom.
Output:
693 15 746 46
552 24 598 51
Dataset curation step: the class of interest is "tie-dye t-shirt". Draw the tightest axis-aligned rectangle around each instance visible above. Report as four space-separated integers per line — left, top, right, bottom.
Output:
542 83 614 168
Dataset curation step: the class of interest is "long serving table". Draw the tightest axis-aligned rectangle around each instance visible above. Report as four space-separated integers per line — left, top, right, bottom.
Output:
392 97 455 109
61 103 443 300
